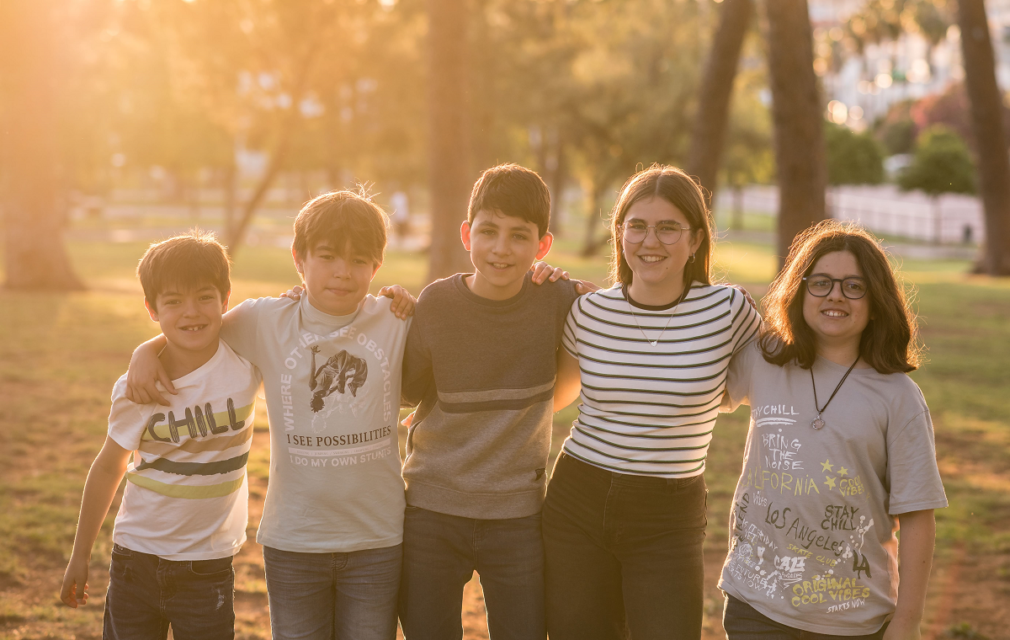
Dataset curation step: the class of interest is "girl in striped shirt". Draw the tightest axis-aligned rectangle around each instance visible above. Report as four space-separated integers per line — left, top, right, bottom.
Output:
545 165 760 640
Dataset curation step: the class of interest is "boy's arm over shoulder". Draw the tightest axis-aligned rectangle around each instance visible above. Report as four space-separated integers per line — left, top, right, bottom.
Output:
220 296 289 360
400 283 440 406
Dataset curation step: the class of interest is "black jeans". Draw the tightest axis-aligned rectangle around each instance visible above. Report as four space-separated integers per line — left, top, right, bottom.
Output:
543 453 708 640
398 506 546 640
723 595 889 640
103 544 235 640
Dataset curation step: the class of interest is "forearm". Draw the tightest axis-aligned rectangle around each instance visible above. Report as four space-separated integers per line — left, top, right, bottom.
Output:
136 333 167 357
69 462 127 563
891 510 936 631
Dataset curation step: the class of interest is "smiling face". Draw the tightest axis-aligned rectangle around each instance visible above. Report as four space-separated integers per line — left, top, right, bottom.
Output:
621 197 702 304
293 241 380 316
461 209 553 300
147 284 229 360
802 250 871 357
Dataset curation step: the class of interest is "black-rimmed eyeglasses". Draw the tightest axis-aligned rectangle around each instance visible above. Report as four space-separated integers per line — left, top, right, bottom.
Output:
802 275 868 300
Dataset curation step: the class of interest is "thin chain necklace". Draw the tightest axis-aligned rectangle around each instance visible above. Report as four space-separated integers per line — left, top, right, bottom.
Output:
810 357 860 430
625 285 689 347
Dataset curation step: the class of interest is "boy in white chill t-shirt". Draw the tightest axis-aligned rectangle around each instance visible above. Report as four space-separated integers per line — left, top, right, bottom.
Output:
61 232 261 640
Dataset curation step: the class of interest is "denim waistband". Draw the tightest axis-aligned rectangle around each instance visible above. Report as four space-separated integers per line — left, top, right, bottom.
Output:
557 452 705 490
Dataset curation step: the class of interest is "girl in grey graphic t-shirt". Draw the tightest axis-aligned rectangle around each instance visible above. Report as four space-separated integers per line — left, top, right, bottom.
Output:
720 221 947 639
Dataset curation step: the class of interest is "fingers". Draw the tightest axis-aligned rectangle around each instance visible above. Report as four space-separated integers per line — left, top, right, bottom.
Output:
530 261 549 284
379 286 416 319
60 574 88 608
281 285 304 300
549 267 569 282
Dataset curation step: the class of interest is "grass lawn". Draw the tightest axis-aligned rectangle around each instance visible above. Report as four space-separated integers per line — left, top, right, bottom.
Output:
1 235 1008 639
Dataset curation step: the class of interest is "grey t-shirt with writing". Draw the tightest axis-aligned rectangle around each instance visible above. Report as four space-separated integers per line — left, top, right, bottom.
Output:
221 295 409 554
719 341 947 635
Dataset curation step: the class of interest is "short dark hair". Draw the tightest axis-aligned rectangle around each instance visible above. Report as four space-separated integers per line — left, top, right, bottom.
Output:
608 165 713 288
468 164 551 237
759 220 921 374
137 231 231 309
293 190 388 265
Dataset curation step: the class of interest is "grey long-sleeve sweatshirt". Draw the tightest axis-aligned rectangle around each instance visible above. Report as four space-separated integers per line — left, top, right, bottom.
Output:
401 273 578 519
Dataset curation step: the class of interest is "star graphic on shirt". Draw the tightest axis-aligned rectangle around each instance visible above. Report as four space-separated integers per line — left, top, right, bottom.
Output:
838 467 849 477
824 476 837 490
820 459 834 473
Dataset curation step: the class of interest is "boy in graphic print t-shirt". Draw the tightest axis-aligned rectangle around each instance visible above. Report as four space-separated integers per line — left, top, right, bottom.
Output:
124 192 416 640
719 341 947 635
62 233 260 640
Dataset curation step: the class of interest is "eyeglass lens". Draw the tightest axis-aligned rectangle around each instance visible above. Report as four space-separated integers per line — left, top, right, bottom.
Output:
623 222 686 245
805 276 867 299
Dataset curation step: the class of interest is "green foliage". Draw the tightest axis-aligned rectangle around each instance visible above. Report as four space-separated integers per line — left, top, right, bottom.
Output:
946 622 991 640
877 114 917 155
824 121 885 185
898 126 976 196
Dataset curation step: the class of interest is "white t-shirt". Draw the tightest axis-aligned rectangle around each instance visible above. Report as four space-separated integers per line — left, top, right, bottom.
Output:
110 341 261 561
718 341 948 635
221 295 409 554
560 283 760 477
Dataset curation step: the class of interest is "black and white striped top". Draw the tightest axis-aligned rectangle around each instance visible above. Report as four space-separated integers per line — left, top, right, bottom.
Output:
560 283 761 478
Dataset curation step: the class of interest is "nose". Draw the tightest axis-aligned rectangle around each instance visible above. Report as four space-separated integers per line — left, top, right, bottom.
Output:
641 226 662 247
826 280 844 300
332 258 351 279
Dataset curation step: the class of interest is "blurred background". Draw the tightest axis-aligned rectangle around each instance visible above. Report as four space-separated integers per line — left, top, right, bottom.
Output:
2 1 1010 639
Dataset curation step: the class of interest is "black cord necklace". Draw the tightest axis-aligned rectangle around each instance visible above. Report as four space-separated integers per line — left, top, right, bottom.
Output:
810 357 860 430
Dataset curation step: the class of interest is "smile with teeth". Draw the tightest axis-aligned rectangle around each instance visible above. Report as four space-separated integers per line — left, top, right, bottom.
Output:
489 262 511 269
180 324 207 331
821 309 848 318
637 255 666 263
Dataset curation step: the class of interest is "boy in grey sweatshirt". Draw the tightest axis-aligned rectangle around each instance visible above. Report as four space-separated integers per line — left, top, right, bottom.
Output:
398 164 580 640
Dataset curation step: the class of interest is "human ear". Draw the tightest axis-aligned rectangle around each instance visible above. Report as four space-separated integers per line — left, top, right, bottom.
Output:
460 221 472 251
371 262 382 279
291 246 305 277
535 232 554 260
220 291 231 314
145 298 159 322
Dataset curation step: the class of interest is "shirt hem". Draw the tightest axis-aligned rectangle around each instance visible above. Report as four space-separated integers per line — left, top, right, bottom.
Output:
888 499 948 515
256 533 403 555
406 482 546 519
719 583 890 636
112 534 244 562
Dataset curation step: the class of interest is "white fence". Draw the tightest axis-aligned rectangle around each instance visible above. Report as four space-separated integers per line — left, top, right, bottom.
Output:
714 185 985 245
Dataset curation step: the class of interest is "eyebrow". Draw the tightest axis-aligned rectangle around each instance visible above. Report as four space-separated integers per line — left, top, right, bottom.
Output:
160 286 216 296
809 272 865 279
625 217 683 224
474 220 533 232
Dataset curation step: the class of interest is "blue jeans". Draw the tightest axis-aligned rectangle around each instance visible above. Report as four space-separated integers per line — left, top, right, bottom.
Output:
262 544 401 640
723 594 889 639
398 506 547 640
103 543 235 640
543 452 708 640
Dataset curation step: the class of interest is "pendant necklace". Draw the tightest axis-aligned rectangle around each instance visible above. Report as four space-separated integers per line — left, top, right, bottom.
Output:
625 285 688 347
629 307 676 347
809 357 860 430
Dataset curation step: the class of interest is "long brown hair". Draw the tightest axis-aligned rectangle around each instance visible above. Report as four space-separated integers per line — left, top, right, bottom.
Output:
760 220 921 373
608 165 713 289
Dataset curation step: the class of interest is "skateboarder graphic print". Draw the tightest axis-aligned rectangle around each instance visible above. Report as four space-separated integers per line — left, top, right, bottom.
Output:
309 345 369 413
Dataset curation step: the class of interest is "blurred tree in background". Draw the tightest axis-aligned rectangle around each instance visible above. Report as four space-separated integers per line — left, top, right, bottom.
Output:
825 122 885 185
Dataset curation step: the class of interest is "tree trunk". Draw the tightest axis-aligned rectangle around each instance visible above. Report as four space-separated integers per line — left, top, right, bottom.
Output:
224 38 322 255
547 133 567 238
764 0 826 264
0 0 84 290
687 0 753 206
957 0 1010 274
581 180 605 257
732 184 745 230
426 0 474 282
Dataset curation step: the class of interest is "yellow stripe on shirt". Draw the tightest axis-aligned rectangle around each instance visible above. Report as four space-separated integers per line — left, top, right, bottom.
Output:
126 472 245 499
